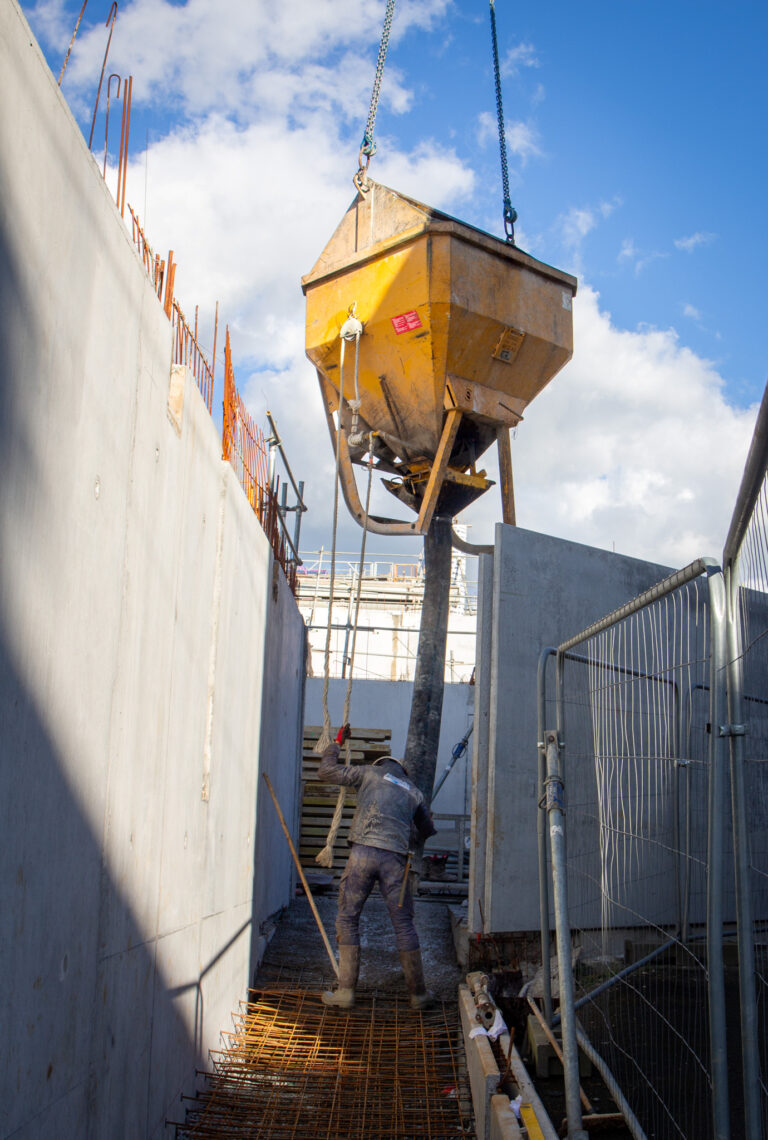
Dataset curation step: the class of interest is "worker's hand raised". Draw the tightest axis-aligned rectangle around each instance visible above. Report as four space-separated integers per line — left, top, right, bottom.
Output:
335 724 352 745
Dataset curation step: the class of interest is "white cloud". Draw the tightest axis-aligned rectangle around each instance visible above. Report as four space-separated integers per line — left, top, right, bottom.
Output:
617 238 668 277
675 231 716 253
41 0 754 569
683 303 702 321
454 286 756 567
35 0 450 120
505 121 542 164
633 250 668 276
501 41 540 76
476 110 497 149
476 113 542 166
562 206 598 243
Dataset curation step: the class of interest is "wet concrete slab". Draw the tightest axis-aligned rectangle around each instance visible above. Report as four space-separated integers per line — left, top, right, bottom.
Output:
256 890 464 1000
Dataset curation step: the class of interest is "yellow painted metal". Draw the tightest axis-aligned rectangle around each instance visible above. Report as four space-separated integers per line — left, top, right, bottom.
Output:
302 182 577 470
519 1102 547 1140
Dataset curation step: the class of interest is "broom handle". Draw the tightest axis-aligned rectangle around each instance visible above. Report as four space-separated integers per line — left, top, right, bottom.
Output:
527 996 592 1112
262 773 340 978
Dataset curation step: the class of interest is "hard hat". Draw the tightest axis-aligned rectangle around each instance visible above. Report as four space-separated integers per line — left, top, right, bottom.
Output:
373 755 411 778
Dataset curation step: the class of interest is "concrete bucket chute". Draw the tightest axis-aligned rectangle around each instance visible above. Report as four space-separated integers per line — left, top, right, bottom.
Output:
302 181 577 535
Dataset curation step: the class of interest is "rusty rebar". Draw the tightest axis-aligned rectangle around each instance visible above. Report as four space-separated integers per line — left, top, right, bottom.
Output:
104 74 120 178
58 0 88 86
88 3 118 150
119 75 132 216
176 987 471 1138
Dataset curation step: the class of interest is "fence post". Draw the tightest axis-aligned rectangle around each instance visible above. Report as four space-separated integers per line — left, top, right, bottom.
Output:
725 561 762 1139
537 648 556 1024
543 727 588 1140
706 563 731 1140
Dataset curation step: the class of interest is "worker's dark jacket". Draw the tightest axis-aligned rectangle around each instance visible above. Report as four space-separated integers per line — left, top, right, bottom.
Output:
318 745 436 855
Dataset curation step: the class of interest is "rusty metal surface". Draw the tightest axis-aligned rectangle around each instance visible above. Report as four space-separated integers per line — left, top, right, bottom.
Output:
175 986 473 1139
303 181 576 535
222 330 298 593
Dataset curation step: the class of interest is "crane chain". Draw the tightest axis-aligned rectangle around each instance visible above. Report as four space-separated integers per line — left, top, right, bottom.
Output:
489 0 517 244
355 0 396 191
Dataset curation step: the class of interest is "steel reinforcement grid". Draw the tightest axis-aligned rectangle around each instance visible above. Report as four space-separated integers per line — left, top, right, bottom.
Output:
172 987 472 1139
538 559 735 1140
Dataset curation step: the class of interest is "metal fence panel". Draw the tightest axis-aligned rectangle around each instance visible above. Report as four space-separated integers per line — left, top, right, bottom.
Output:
729 481 768 1138
540 563 733 1139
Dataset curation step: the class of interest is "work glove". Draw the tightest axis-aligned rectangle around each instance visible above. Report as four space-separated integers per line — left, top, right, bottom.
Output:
335 724 351 745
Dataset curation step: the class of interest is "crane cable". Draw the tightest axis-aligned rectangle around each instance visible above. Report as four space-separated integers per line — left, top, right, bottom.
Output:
354 0 396 191
489 0 518 244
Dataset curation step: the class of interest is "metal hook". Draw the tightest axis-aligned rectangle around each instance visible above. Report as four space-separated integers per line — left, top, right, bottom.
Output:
104 74 121 178
88 3 119 150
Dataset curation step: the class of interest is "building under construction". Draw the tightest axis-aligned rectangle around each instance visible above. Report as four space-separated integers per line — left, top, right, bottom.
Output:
3 4 768 1139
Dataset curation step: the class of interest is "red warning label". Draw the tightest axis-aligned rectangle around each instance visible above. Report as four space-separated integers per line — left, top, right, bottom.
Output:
391 310 423 334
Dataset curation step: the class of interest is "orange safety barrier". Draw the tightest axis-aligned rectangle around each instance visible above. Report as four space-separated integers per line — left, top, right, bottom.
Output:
222 329 298 594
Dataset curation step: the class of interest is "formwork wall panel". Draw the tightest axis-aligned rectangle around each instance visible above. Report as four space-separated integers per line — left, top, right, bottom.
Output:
473 524 671 933
0 4 306 1136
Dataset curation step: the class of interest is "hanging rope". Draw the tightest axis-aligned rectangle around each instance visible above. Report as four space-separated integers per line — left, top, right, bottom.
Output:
354 0 396 191
315 434 375 868
489 0 517 244
315 310 365 753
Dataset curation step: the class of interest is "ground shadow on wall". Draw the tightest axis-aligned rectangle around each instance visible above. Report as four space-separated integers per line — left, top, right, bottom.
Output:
0 198 200 1140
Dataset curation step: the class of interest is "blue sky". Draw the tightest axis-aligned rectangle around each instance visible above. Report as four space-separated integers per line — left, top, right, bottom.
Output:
20 0 768 565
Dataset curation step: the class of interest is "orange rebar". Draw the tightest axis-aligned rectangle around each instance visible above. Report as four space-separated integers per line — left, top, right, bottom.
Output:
104 74 120 178
120 76 132 217
172 987 472 1138
88 3 119 150
58 0 89 86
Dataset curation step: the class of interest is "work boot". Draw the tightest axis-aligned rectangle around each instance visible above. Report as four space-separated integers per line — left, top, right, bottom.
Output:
322 945 360 1010
399 949 436 1011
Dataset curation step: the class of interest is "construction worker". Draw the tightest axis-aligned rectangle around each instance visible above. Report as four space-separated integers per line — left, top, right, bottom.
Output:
318 724 437 1011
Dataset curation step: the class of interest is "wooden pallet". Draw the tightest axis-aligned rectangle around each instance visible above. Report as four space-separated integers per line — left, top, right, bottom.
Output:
299 725 392 886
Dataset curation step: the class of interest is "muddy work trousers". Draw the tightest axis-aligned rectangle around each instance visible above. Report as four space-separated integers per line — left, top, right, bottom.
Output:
336 843 419 952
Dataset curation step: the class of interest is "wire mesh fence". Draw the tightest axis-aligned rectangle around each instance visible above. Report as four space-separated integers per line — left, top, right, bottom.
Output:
538 560 737 1139
556 577 716 1139
538 381 768 1140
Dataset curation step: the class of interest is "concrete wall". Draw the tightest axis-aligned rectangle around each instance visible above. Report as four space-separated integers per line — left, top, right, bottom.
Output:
304 677 475 817
0 5 305 1136
469 524 671 934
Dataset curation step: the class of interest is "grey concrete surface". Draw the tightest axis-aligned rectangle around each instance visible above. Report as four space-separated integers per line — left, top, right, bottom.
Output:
0 5 305 1136
470 524 672 934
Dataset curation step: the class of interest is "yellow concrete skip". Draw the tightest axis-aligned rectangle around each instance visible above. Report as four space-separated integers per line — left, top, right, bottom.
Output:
301 181 577 532
303 182 576 462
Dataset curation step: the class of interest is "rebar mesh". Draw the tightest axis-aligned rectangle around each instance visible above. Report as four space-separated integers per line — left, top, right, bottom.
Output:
174 986 473 1139
558 578 716 1138
732 476 768 1136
